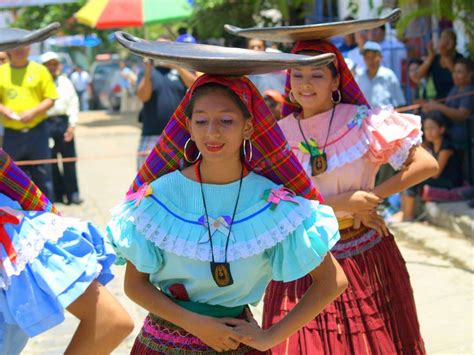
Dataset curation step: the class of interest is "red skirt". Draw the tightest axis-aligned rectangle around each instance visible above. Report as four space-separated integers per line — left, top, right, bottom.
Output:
263 227 426 355
131 313 267 354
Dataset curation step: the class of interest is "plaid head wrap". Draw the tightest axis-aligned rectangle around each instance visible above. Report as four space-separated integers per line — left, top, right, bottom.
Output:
282 40 369 117
0 149 58 213
131 74 322 201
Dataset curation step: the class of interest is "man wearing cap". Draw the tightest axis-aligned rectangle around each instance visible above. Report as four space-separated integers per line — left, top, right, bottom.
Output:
0 45 57 200
42 51 82 205
355 41 406 108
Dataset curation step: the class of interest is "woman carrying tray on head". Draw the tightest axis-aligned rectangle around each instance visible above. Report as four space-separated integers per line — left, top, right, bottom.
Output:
253 25 437 355
108 35 348 354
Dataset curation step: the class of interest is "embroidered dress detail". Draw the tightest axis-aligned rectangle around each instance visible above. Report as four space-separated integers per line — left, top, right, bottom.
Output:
109 171 339 266
112 185 317 262
264 187 300 210
125 183 153 207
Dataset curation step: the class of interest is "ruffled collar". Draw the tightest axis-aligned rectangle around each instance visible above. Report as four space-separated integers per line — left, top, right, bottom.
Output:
110 177 320 262
290 104 371 173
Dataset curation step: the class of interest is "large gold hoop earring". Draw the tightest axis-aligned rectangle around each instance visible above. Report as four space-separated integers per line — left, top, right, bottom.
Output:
331 89 342 104
289 90 296 103
242 139 253 162
183 138 201 163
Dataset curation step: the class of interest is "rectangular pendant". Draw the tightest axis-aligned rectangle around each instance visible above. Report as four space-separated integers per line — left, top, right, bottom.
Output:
310 152 328 176
210 262 234 287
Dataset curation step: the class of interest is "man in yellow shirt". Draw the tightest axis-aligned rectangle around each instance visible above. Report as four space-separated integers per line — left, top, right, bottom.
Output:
0 45 58 200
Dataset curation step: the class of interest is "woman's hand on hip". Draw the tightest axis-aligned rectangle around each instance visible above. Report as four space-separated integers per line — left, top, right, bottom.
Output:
353 211 389 237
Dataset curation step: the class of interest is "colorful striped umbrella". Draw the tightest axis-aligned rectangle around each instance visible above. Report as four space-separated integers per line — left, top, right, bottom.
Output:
75 0 192 29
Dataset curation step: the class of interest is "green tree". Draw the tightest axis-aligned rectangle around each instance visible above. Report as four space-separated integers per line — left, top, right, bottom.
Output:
10 2 116 54
189 0 313 45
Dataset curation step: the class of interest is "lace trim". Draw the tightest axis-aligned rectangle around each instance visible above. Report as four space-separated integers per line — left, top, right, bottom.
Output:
132 199 315 262
388 131 423 170
0 216 75 289
326 138 369 173
299 138 370 175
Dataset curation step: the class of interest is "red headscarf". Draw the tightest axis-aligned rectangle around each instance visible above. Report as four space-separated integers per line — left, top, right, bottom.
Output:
131 74 322 201
0 149 58 213
282 40 369 117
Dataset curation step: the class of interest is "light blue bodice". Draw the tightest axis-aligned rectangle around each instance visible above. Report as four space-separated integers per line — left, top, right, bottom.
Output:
107 171 340 307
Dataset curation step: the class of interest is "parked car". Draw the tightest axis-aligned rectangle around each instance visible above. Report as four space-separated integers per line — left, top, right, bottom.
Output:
89 55 120 110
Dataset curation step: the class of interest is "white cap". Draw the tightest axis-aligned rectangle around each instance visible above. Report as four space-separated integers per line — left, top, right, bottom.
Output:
41 51 59 64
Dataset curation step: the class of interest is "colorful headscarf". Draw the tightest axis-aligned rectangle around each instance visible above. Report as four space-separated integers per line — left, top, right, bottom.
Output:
131 74 322 201
282 39 369 117
0 149 58 213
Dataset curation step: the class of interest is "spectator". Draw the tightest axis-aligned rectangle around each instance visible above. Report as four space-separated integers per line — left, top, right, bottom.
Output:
346 30 368 74
337 16 357 56
399 113 463 221
422 57 473 150
263 89 284 120
246 38 286 94
247 38 265 52
370 25 407 80
0 45 57 200
70 65 90 111
355 41 406 108
136 39 197 168
407 59 436 103
118 60 138 113
0 51 7 148
41 51 83 205
415 29 463 99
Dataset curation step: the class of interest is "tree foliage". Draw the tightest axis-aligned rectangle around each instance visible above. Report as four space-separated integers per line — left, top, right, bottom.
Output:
189 0 313 45
10 1 116 52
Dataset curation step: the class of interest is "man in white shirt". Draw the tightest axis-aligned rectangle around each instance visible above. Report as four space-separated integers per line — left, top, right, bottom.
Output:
41 52 82 205
370 25 407 80
346 30 368 75
70 65 90 111
355 41 406 108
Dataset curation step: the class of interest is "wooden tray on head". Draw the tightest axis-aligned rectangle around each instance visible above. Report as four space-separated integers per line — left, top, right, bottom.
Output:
224 9 401 43
0 23 60 51
115 31 335 76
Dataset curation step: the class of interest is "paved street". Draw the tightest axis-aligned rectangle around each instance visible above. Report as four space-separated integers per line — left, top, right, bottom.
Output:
22 111 473 354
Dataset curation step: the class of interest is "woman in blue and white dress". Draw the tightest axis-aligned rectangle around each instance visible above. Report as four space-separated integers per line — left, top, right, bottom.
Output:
0 153 133 355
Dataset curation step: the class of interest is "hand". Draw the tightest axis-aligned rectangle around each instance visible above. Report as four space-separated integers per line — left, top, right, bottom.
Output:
227 317 273 352
64 127 75 142
188 315 251 352
401 146 417 171
0 107 18 120
19 110 36 123
343 191 383 214
427 40 435 59
353 211 389 237
422 100 442 113
144 60 153 76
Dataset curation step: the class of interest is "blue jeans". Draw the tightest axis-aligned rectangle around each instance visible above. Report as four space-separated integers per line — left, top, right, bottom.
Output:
76 90 89 111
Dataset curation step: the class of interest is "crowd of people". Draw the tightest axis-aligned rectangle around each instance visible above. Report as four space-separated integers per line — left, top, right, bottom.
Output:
335 26 473 221
0 9 472 355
